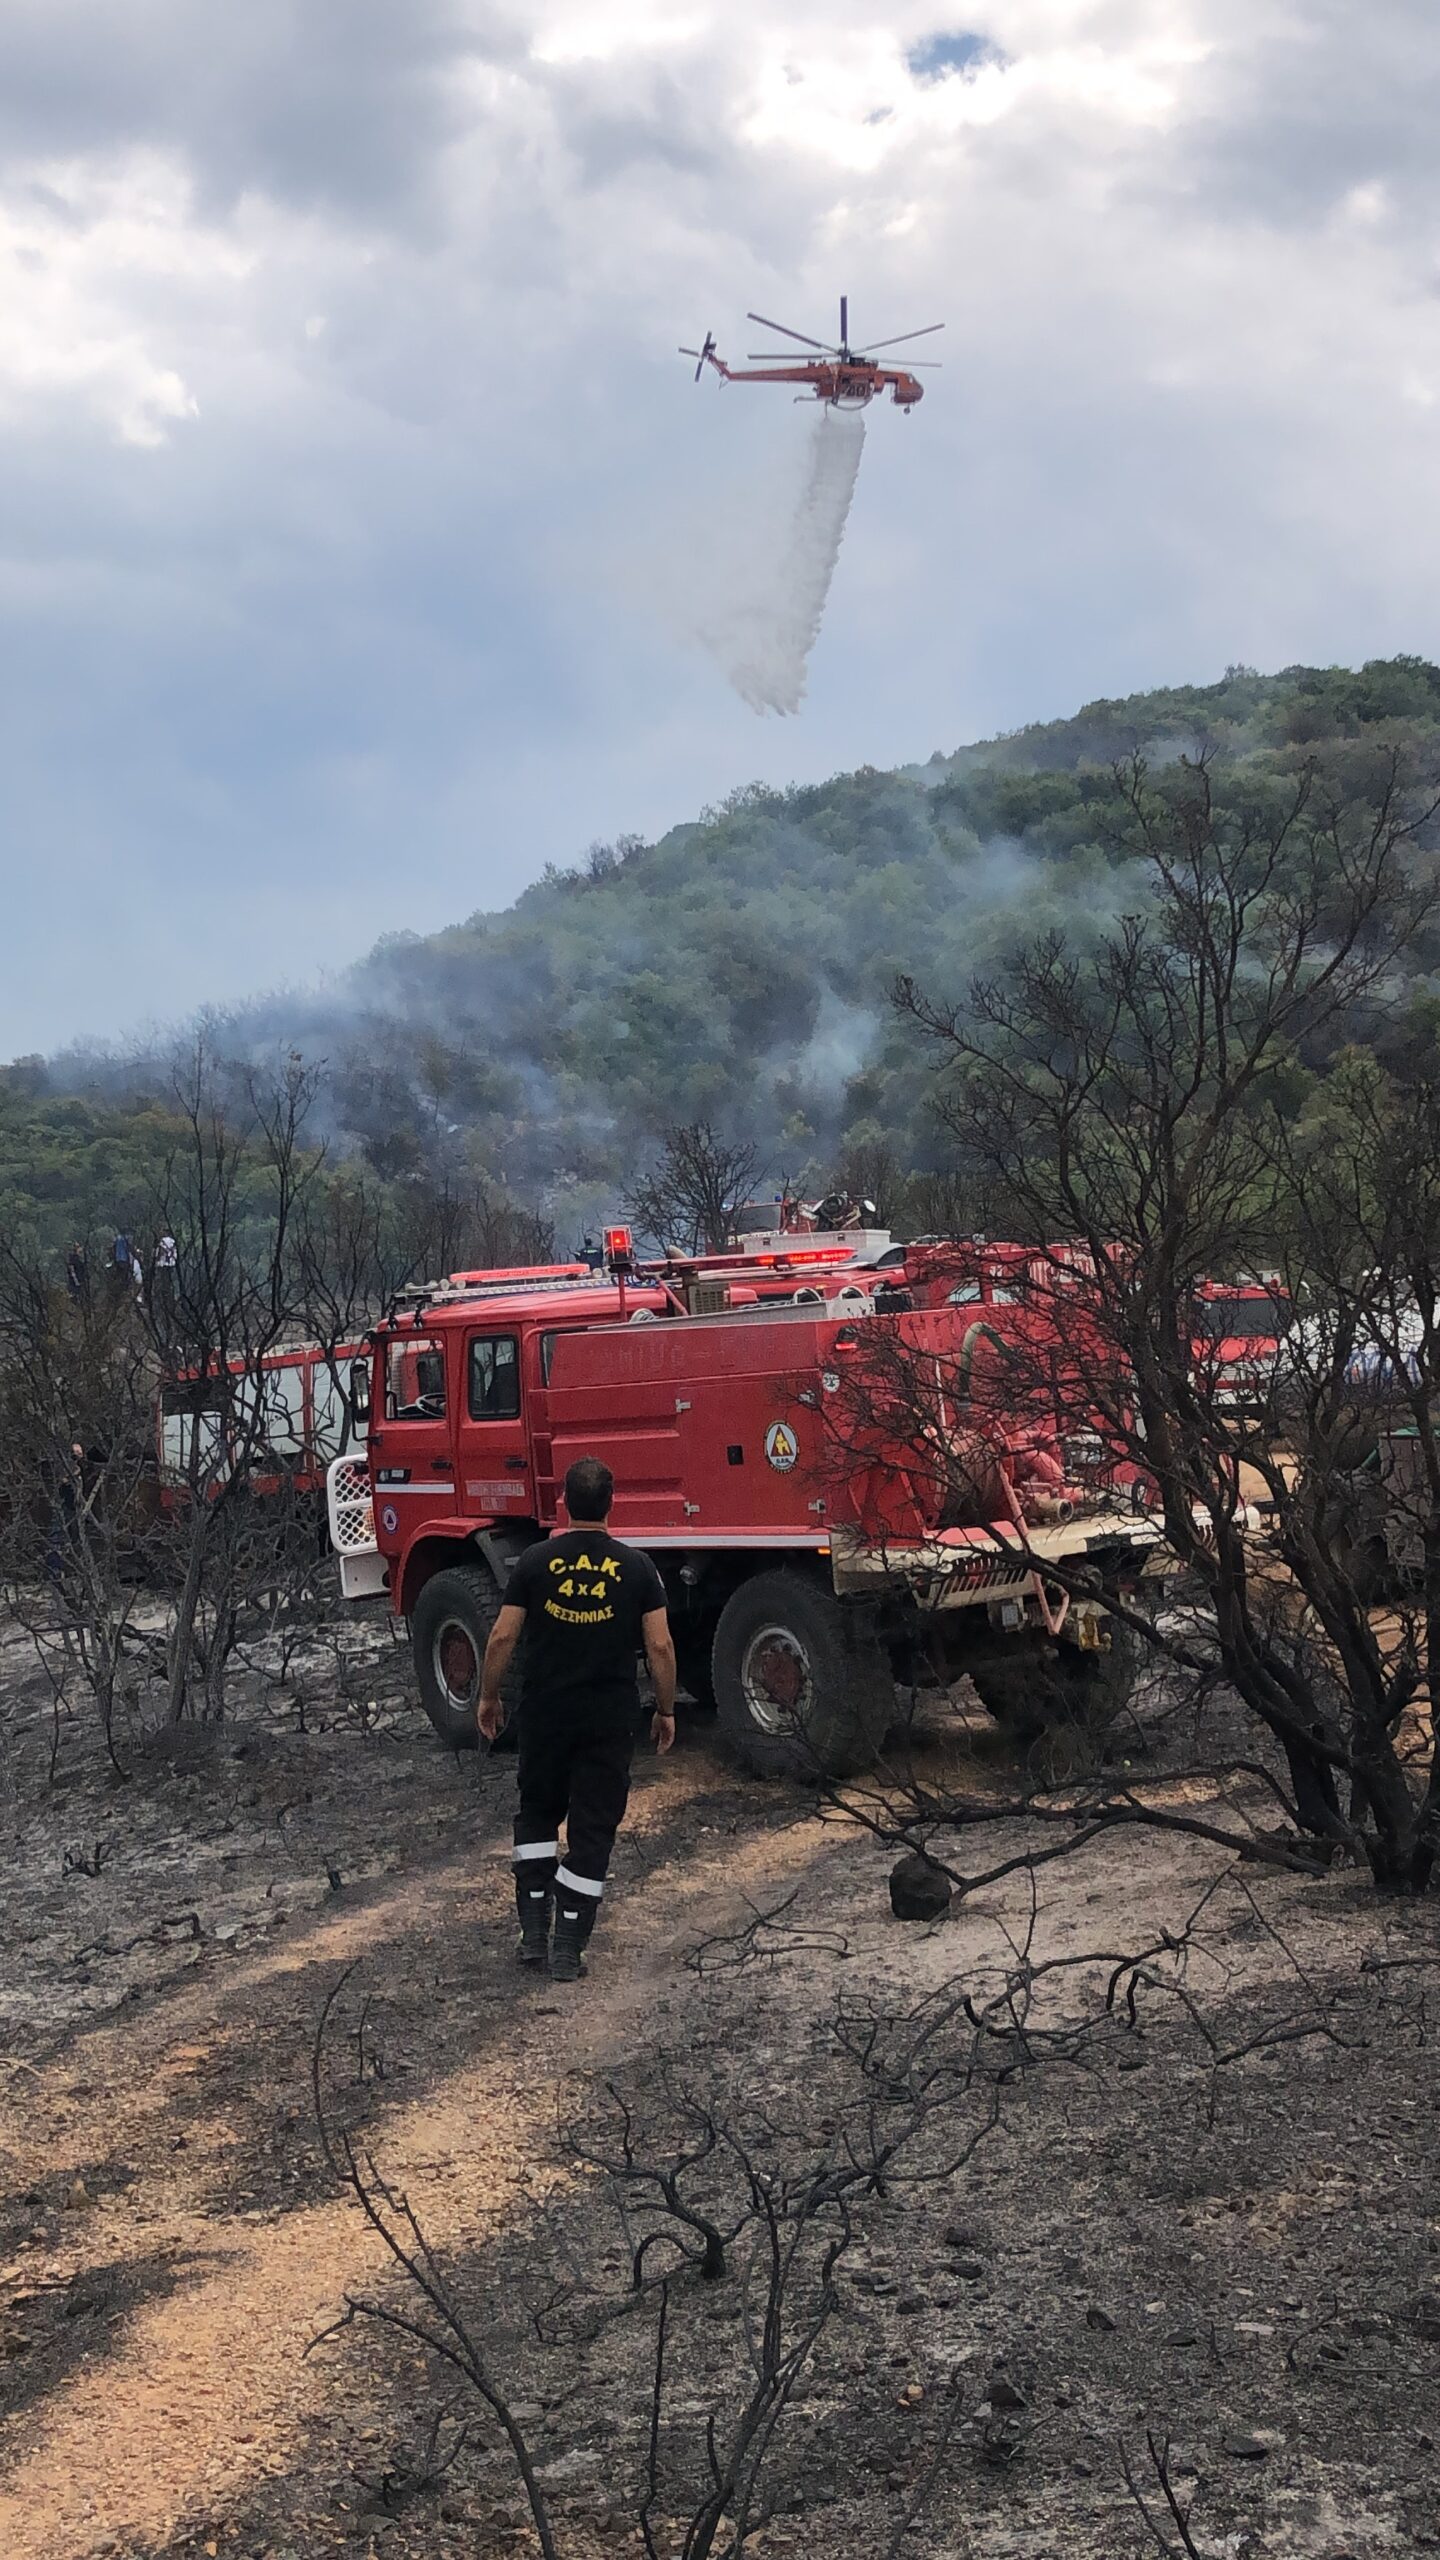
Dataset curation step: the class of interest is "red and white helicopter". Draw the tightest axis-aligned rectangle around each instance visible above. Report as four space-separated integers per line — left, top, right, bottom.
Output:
681 296 942 412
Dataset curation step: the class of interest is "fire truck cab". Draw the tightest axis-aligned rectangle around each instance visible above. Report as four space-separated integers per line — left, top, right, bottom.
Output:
329 1251 1171 1778
1189 1278 1292 1408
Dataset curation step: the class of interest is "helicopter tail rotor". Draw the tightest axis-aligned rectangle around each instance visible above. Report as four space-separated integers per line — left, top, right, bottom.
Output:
679 332 718 382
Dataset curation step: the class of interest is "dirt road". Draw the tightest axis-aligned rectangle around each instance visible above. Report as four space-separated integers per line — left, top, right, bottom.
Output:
3 1659 1438 2559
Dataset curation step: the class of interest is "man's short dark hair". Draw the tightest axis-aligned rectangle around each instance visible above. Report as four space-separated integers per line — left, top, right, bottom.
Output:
565 1455 614 1521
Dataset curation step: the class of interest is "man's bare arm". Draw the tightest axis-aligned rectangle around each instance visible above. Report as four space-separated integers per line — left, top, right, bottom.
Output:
478 1602 526 1739
643 1606 677 1751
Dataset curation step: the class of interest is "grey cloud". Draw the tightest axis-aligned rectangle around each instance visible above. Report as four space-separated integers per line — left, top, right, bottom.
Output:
541 82 726 191
530 41 758 197
0 0 518 219
1145 2 1440 229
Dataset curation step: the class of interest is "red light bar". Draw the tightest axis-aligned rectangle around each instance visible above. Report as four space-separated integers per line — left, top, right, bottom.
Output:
648 1244 860 1276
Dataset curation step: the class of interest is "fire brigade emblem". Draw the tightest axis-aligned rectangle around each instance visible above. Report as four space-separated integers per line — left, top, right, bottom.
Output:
764 1421 799 1472
380 1503 399 1535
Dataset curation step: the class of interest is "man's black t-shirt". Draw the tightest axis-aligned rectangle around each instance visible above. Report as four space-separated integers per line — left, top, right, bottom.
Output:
506 1528 667 1718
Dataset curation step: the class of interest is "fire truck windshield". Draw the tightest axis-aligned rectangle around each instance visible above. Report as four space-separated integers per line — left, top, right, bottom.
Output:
1196 1296 1287 1342
386 1335 447 1420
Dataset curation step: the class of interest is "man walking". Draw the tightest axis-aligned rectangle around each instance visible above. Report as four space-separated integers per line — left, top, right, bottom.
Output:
478 1456 676 1981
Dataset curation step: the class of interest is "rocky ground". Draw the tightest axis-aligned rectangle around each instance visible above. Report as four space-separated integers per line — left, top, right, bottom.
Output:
1 1617 1438 2560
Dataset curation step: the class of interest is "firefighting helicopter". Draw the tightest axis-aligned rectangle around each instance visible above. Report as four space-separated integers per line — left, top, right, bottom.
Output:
680 296 942 412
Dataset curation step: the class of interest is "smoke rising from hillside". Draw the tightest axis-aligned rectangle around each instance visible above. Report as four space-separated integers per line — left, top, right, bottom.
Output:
691 406 867 716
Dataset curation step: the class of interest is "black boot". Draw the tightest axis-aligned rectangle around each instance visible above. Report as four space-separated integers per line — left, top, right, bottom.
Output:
515 1871 553 1967
551 1894 597 1982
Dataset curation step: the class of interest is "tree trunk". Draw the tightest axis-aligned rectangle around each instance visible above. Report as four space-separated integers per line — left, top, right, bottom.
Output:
167 1526 209 1724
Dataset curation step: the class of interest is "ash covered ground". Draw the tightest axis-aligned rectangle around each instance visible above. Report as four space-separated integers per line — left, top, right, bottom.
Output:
1 1619 1438 2560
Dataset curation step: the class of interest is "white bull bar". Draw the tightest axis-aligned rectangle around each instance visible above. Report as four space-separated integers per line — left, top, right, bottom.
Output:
327 1453 389 1599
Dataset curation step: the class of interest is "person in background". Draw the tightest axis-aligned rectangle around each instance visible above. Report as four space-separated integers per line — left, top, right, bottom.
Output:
153 1231 178 1324
477 1455 676 1981
64 1242 87 1300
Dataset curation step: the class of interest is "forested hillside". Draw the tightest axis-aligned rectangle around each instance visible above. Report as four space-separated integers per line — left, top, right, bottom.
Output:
14 655 1440 1248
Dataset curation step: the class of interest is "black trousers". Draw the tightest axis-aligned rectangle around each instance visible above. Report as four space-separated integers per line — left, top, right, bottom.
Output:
513 1694 635 1907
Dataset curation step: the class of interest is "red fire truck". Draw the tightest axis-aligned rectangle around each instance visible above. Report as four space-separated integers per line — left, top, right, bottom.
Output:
1189 1278 1292 1409
904 1246 1293 1414
327 1238 1171 1775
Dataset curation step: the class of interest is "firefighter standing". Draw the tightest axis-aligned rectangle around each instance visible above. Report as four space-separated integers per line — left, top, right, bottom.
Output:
478 1456 676 1981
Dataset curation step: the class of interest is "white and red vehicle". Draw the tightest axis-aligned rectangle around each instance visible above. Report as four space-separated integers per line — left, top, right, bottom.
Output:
153 1266 613 1505
1188 1279 1292 1410
327 1232 1172 1775
156 1340 371 1503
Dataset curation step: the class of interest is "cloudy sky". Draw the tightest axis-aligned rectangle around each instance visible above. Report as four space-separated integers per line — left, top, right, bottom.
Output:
2 0 1439 1054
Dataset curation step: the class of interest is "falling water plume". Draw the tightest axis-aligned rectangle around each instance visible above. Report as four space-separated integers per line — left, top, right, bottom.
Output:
695 405 867 716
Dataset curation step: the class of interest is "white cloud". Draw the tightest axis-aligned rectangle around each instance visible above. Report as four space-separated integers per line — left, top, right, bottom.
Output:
0 152 245 443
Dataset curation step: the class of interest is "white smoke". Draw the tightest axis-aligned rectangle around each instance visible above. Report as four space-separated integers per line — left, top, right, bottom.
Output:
692 406 866 716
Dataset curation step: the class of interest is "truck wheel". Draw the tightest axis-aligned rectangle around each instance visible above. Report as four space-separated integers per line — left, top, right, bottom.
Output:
411 1562 521 1752
967 1624 1139 1751
711 1570 894 1779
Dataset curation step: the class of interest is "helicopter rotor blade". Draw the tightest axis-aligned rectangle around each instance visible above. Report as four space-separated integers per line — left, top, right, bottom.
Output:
746 310 830 351
851 323 946 353
745 354 942 369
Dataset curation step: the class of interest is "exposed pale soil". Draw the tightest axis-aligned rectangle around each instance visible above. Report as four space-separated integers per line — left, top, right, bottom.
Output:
1 1623 1438 2560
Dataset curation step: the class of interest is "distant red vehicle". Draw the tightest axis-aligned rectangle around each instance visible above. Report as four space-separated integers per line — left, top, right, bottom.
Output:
902 1240 1089 1312
1189 1279 1292 1409
904 1245 1292 1415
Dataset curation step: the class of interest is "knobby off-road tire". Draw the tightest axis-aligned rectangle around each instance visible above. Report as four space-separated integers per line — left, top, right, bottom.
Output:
711 1568 895 1780
967 1621 1140 1752
411 1560 523 1752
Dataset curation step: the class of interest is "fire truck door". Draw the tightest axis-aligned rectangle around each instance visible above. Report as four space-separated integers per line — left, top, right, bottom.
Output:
456 1331 533 1519
369 1330 457 1556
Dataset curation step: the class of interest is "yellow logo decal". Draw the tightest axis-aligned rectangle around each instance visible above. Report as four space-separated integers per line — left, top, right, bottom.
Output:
764 1421 799 1473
